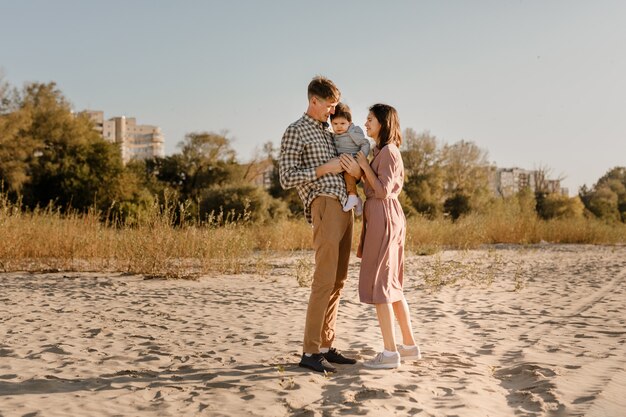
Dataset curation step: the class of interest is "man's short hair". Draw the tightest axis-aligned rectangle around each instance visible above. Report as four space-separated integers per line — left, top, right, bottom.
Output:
307 76 340 102
330 102 352 122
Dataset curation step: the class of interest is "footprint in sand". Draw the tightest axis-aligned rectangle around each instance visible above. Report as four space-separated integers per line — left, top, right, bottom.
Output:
354 387 392 401
495 363 563 414
0 347 16 357
41 344 70 355
477 343 495 355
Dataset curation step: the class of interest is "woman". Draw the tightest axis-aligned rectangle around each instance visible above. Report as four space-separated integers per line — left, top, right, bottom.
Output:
354 104 420 369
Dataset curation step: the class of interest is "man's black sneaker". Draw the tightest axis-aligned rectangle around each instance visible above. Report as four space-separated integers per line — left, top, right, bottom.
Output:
299 353 337 373
323 347 357 364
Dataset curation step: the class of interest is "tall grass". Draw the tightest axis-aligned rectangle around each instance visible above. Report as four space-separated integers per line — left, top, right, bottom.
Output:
0 193 255 276
405 212 626 252
1 191 624 276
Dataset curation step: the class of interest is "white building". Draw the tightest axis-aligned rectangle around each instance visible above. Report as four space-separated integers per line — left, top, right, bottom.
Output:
80 110 164 163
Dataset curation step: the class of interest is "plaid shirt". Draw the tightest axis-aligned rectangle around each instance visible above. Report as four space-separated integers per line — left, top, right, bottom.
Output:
279 113 348 223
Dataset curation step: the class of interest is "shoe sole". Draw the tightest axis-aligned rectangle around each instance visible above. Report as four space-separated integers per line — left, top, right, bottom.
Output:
400 354 422 361
363 363 400 369
299 362 336 373
324 358 357 365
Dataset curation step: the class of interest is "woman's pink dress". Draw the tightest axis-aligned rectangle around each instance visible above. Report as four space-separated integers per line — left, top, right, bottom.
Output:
357 144 406 304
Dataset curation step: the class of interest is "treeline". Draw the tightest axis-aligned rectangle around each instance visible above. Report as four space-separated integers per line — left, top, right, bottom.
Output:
0 80 289 224
399 129 625 222
1 78 624 225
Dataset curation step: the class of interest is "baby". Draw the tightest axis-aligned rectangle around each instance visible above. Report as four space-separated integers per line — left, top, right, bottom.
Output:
330 103 371 214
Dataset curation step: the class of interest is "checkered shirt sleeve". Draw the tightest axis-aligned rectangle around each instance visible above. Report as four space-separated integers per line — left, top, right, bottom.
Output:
279 115 347 223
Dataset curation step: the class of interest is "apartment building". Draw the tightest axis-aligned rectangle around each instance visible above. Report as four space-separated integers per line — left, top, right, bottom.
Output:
80 110 164 163
489 167 568 197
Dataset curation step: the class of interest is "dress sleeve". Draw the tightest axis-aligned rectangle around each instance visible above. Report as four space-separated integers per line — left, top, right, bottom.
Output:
279 125 316 189
367 146 401 199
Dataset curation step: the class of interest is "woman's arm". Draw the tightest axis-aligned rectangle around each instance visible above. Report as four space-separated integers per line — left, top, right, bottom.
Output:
355 147 399 199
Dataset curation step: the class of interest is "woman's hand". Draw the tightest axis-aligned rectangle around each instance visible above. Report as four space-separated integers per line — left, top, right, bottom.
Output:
355 151 369 170
340 153 362 179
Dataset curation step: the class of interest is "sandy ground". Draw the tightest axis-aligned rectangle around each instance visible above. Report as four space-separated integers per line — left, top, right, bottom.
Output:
0 244 625 417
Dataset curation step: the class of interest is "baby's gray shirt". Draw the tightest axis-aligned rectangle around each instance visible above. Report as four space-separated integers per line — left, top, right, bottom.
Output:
333 124 371 156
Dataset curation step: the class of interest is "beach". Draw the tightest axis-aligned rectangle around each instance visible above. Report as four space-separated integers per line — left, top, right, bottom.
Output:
1 244 625 416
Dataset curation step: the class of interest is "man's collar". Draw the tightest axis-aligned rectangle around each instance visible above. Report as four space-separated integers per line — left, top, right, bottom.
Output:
302 113 329 129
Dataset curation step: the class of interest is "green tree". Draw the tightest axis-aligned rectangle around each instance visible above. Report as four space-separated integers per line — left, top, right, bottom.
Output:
17 83 125 211
579 167 626 222
200 183 288 224
538 194 584 219
440 139 492 215
0 82 135 214
174 132 238 201
401 129 445 217
0 107 34 195
140 132 240 221
0 75 36 195
443 192 471 220
261 141 301 216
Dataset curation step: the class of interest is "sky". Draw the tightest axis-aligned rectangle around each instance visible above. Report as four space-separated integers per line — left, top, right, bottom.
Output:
1 0 625 194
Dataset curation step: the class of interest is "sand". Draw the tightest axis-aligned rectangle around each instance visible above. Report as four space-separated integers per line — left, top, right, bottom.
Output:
0 244 625 416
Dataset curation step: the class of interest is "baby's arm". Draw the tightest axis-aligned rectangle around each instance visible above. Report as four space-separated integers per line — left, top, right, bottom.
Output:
348 125 371 156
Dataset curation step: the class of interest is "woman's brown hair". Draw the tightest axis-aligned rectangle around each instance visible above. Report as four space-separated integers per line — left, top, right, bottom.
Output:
369 103 402 148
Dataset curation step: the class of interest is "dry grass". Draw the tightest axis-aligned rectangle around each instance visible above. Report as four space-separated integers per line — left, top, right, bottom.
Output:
1 192 625 277
0 194 253 277
405 212 626 252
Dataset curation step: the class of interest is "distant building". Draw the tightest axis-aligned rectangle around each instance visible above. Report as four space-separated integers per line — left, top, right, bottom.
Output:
243 158 274 189
489 167 568 197
80 110 164 163
489 167 536 197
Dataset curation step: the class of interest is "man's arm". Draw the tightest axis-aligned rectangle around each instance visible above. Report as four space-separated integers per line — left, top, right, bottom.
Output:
315 158 343 178
279 125 344 189
279 125 316 189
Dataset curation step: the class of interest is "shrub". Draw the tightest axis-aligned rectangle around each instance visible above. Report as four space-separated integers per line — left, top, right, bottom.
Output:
537 194 584 220
199 184 287 224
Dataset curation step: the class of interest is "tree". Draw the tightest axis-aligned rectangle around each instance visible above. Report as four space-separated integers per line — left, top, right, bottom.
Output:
200 183 288 224
0 82 134 214
401 129 445 217
440 139 492 215
262 141 301 216
176 132 238 200
18 83 126 211
537 194 584 219
0 75 36 195
0 107 34 195
579 167 626 222
443 192 471 220
532 164 567 217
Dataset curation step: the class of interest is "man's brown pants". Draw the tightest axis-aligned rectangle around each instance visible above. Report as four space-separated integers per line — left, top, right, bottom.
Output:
303 196 353 354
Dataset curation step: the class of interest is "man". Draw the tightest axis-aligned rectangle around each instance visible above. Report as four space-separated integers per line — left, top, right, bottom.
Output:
279 76 361 373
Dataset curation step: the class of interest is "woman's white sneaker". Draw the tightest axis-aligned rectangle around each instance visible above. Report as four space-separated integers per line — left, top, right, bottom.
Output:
396 344 422 360
363 351 401 369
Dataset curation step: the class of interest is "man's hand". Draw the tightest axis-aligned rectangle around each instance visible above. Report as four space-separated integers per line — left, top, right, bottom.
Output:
315 157 343 178
340 154 362 179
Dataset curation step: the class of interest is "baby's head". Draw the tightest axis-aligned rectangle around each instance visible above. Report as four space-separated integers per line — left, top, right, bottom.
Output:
330 102 352 135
